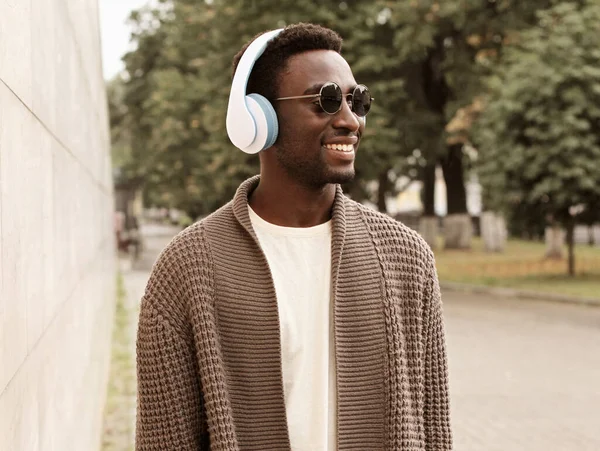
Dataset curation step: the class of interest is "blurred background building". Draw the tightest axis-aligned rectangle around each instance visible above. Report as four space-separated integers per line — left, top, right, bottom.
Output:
0 1 115 449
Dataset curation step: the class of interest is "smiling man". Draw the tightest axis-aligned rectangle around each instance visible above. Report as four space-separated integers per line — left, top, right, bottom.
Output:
135 23 452 451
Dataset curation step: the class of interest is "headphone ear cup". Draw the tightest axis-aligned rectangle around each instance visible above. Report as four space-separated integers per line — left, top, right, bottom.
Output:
242 93 279 154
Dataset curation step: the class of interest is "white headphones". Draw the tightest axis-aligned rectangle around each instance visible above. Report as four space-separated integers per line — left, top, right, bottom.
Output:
226 29 284 154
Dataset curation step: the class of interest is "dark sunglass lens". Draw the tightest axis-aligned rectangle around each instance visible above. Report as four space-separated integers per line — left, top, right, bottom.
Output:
320 83 342 114
353 85 372 116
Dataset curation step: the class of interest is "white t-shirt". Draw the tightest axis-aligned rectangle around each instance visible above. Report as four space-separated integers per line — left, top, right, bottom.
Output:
248 206 336 451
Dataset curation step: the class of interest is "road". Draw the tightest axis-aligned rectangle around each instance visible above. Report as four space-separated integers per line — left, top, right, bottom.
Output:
444 291 600 450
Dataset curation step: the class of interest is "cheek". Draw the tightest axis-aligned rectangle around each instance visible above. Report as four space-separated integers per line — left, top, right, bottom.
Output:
278 115 327 143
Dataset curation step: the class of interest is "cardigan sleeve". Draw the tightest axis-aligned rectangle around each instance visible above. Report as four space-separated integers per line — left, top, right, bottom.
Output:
422 257 453 450
135 239 209 450
135 301 208 450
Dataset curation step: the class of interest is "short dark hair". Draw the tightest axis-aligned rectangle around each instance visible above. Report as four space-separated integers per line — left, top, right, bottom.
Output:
232 23 343 102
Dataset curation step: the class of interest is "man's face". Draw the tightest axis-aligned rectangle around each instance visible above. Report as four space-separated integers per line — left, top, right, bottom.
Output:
271 50 365 188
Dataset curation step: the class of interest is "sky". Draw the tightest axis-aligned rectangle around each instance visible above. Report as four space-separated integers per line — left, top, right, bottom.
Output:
99 0 152 80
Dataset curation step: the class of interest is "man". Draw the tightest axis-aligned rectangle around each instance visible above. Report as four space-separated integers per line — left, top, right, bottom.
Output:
136 23 452 451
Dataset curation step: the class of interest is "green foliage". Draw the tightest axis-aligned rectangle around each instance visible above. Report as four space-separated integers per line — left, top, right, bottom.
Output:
109 0 579 219
474 1 600 227
353 0 556 147
341 0 558 209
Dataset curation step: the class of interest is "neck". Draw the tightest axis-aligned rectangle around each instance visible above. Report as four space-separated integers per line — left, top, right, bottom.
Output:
249 173 336 228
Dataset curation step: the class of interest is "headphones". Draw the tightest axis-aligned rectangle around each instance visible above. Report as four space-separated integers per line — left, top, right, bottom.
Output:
226 29 284 154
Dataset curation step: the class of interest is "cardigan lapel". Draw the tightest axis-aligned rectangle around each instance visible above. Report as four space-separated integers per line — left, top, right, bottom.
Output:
207 177 386 450
206 176 290 450
331 188 388 449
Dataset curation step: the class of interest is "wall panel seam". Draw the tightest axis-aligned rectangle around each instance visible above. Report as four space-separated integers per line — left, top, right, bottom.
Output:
0 78 111 195
0 237 115 398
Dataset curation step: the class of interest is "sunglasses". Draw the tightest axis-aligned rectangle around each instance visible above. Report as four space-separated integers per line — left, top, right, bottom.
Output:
275 82 373 117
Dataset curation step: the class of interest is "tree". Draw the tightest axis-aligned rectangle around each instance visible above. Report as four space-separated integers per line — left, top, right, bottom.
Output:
474 1 600 276
348 0 559 247
118 1 228 218
111 0 564 229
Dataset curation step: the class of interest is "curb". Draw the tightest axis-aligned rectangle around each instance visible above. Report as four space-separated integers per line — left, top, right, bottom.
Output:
440 281 600 307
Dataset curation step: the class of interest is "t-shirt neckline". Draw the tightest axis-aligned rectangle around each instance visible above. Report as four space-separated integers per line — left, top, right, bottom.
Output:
248 205 332 237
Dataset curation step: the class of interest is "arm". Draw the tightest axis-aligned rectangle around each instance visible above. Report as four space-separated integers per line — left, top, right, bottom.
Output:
423 257 453 450
135 247 208 450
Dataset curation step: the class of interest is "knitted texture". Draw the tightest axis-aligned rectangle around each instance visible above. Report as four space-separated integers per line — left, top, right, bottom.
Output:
136 176 452 450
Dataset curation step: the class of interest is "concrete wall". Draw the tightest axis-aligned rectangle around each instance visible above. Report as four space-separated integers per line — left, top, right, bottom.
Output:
0 0 115 450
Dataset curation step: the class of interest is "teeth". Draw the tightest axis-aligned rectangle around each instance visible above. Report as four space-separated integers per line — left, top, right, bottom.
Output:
325 143 353 152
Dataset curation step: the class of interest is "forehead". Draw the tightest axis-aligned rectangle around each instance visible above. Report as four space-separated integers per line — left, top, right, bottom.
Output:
278 50 357 95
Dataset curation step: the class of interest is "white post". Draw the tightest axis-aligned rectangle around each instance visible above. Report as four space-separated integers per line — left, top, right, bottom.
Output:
419 217 439 250
545 224 565 259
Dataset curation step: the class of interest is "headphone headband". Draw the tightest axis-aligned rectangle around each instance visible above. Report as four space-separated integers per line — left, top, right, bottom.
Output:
226 29 283 153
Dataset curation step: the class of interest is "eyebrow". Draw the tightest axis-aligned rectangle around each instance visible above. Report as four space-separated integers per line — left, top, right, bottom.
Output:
302 83 323 95
302 82 359 95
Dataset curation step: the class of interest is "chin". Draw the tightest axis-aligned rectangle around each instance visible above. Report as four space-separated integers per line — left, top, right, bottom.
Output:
324 167 355 185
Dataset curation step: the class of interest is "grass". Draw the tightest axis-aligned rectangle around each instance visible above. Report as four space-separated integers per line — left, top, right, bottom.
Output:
101 273 137 451
434 238 600 299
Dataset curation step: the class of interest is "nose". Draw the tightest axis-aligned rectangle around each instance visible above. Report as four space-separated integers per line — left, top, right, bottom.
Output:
331 97 361 133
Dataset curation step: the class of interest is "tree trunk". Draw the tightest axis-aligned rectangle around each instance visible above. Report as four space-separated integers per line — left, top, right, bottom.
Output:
417 36 449 251
419 162 438 249
377 169 390 213
422 162 436 217
566 219 575 276
441 144 468 215
590 225 596 246
441 144 471 249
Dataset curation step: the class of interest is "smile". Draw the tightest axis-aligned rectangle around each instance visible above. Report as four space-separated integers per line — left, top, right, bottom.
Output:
324 143 354 152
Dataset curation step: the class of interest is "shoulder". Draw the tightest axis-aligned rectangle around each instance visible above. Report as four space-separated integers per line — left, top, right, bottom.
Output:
154 220 207 272
144 222 207 302
158 200 235 262
142 202 241 328
346 197 435 266
150 200 238 281
144 205 227 299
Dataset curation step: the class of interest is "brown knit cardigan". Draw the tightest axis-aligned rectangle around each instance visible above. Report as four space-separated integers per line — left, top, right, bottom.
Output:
136 176 452 450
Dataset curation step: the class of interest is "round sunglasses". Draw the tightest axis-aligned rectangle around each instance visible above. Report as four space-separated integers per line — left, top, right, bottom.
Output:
275 82 373 117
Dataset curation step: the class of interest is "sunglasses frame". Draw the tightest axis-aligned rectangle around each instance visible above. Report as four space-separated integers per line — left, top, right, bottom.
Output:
275 82 374 117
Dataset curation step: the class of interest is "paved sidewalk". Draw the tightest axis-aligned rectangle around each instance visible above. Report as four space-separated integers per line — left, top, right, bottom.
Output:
101 224 180 451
